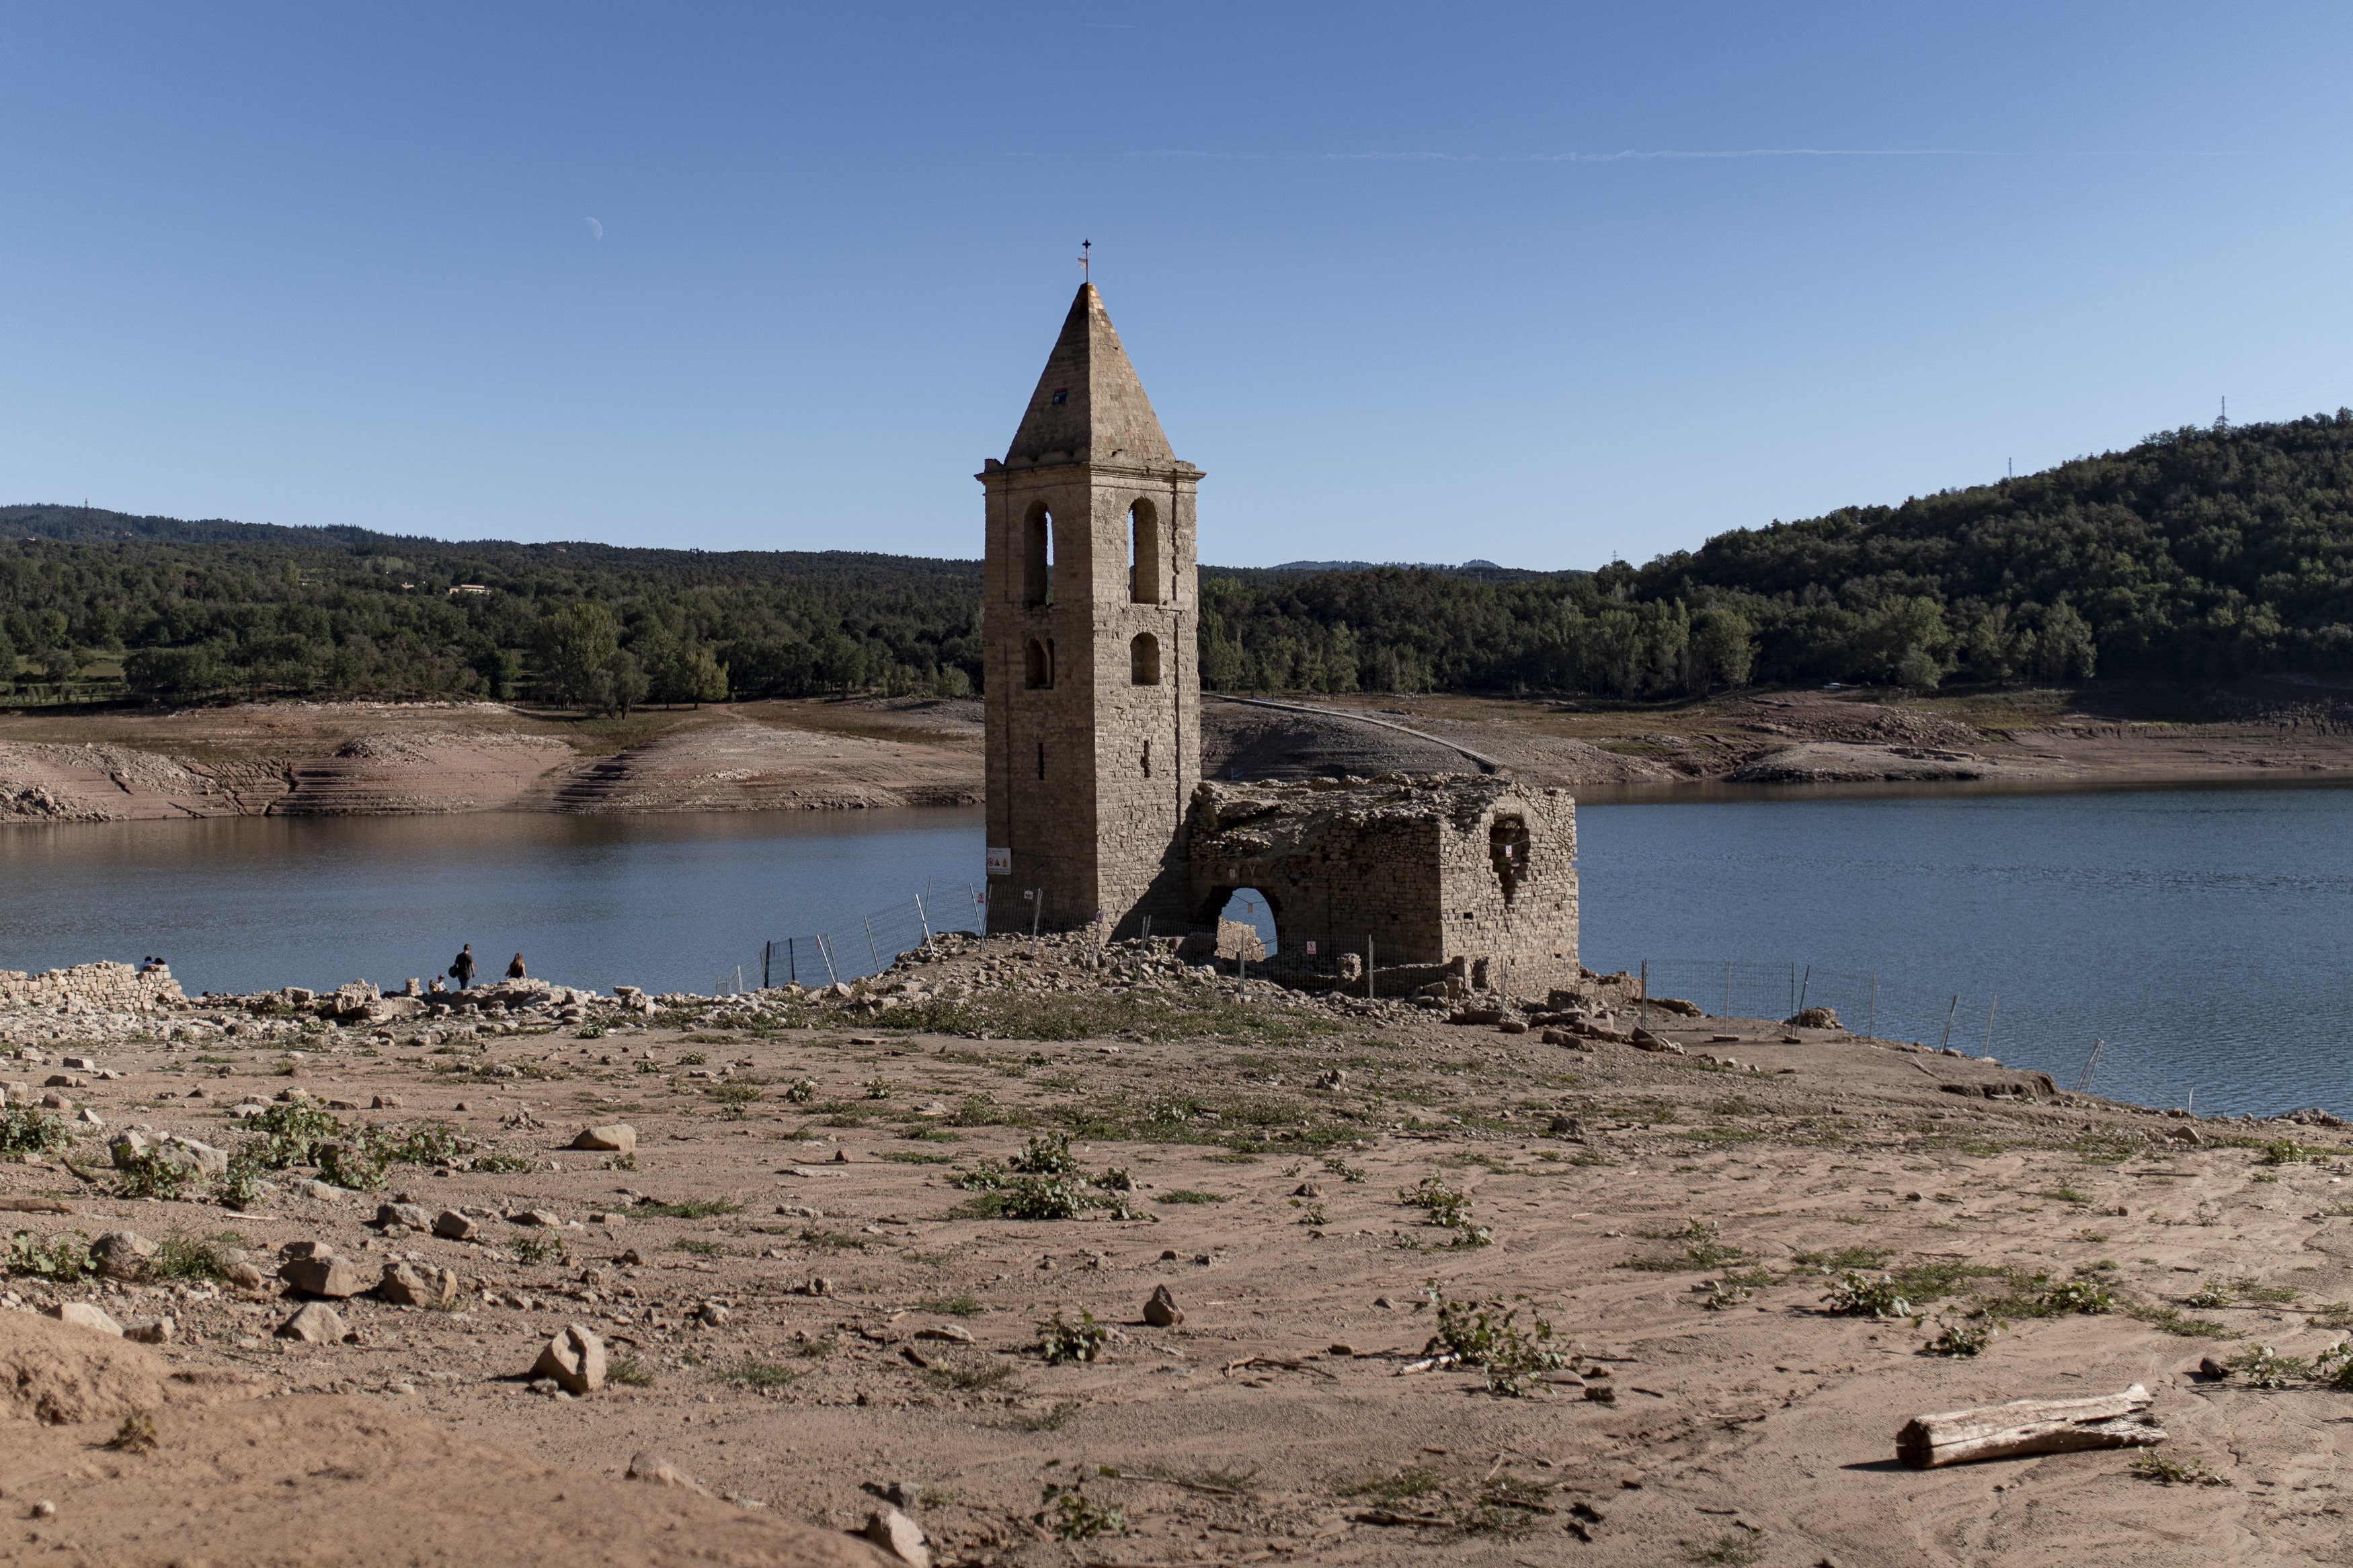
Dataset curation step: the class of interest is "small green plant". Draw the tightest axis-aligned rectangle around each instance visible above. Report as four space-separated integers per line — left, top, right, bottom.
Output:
1037 1307 1110 1364
608 1354 653 1387
1037 1483 1125 1540
0 1106 75 1157
115 1148 190 1201
1300 1202 1329 1226
1684 1526 1763 1565
1701 1279 1753 1311
2315 1302 2353 1329
784 1077 817 1104
677 1051 708 1067
2124 1303 2234 1339
211 1149 269 1209
1416 1279 1566 1396
2038 1186 2091 1204
2040 1276 2114 1315
628 1198 741 1219
2313 1340 2353 1391
105 1411 160 1453
864 1075 893 1101
921 1291 984 1317
1400 1175 1472 1227
2259 1139 2322 1165
2186 1279 2235 1309
1321 1155 1368 1183
604 1153 638 1171
1157 1189 1229 1205
152 1232 236 1282
248 1103 342 1168
711 1083 762 1120
576 1025 607 1040
674 1237 726 1257
731 1358 796 1389
388 1121 469 1165
2131 1451 2229 1486
316 1132 391 1191
2228 1344 2306 1389
510 1231 569 1266
1821 1272 1914 1319
1000 1401 1076 1432
2232 1276 2299 1305
1010 1134 1080 1176
5 1228 91 1281
1927 1321 1995 1357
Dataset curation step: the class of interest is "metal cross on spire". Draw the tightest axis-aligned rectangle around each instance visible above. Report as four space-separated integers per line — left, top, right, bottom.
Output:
1078 239 1091 282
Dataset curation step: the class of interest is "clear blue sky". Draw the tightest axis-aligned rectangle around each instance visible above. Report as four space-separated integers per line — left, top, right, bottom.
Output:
4 3 2350 570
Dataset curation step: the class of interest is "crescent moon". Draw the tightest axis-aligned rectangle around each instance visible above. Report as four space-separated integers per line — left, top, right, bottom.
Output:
585 217 603 240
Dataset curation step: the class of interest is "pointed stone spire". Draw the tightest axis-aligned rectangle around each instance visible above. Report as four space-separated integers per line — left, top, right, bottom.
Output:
1004 284 1175 468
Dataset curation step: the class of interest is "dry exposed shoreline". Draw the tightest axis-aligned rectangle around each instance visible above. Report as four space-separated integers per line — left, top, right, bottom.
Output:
3 687 2350 827
3 939 2350 1565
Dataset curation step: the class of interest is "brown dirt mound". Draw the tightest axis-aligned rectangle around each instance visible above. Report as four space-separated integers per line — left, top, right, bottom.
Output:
0 1309 260 1426
1 1393 886 1567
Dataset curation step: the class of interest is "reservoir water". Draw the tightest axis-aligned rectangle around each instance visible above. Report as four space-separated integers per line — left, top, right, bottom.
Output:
0 784 2346 1118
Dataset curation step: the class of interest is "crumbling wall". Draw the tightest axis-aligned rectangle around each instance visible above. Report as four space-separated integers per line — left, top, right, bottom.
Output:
0 962 186 1014
1185 773 1577 991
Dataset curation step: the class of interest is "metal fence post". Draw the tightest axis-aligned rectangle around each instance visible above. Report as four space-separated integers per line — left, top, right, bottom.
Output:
1940 994 1958 1050
1796 964 1811 1016
1640 959 1648 1032
1788 964 1796 1019
820 934 840 987
1367 935 1375 1000
915 893 931 946
865 913 881 975
762 942 770 989
788 937 796 985
1983 993 1998 1056
1724 960 1731 1018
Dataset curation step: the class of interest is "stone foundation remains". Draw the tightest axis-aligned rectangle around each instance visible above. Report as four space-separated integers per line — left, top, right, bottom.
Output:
0 962 186 1014
1186 773 1578 995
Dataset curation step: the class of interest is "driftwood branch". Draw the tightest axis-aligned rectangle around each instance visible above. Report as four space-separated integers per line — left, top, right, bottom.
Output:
1897 1383 2163 1468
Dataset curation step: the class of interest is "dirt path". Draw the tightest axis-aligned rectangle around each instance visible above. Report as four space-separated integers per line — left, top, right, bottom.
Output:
5 944 2347 1565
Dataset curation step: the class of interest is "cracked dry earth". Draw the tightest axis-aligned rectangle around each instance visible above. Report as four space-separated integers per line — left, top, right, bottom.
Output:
5 942 2352 1567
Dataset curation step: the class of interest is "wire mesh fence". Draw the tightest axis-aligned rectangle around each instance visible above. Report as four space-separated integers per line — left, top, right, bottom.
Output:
711 882 990 995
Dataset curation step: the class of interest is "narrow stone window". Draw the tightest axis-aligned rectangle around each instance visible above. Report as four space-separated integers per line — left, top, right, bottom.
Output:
1023 503 1053 606
1130 632 1160 686
1025 638 1053 690
1142 739 1152 778
1128 498 1162 604
1488 815 1531 904
1036 741 1045 780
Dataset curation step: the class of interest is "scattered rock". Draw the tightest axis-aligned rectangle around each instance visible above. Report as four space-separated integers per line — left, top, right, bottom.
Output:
509 1208 561 1228
372 1094 403 1110
276 1302 348 1343
91 1230 158 1279
1144 1284 1184 1327
280 1255 366 1298
531 1323 606 1395
124 1317 175 1344
571 1123 637 1154
914 1324 973 1343
297 1179 342 1201
226 1262 268 1290
44 1301 124 1337
861 1508 931 1567
433 1210 481 1241
373 1201 432 1230
379 1262 460 1307
625 1450 709 1494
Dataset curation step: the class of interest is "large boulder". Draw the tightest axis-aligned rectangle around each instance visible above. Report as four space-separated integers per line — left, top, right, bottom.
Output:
530 1324 606 1395
570 1123 637 1154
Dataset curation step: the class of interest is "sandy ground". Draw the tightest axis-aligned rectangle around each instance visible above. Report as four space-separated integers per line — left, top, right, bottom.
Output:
5 942 2351 1566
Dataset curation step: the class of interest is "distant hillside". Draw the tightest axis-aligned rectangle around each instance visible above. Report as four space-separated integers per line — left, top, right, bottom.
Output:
8 412 2353 706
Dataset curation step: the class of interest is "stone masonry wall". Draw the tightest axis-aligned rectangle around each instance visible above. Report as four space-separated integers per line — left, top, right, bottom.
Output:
1186 774 1578 992
0 962 186 1014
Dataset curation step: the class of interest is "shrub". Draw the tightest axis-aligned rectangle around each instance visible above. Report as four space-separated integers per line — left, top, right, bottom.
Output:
2229 1344 2307 1389
1821 1272 1914 1319
248 1104 342 1168
510 1232 569 1266
116 1148 190 1201
5 1229 92 1281
784 1077 817 1104
1926 1321 1995 1357
1010 1134 1081 1177
212 1149 270 1209
1037 1483 1125 1540
0 1107 73 1157
1037 1307 1109 1364
711 1083 762 1120
1417 1279 1566 1396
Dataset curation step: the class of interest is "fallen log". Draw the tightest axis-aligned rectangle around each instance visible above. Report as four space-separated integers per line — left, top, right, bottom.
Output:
1897 1383 2163 1468
0 1197 75 1214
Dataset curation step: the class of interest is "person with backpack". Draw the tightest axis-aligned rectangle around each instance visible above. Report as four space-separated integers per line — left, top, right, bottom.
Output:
450 944 476 991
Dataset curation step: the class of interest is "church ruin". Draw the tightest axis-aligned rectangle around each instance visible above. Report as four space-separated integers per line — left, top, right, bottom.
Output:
982 284 1578 989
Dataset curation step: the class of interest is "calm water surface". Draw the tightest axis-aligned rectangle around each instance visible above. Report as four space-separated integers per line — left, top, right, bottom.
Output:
1 786 2347 1117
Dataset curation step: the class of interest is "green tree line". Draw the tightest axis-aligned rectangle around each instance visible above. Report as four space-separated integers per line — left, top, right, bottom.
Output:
9 410 2353 708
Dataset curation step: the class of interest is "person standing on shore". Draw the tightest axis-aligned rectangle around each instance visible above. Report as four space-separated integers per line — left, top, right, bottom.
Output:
450 944 475 991
506 952 526 981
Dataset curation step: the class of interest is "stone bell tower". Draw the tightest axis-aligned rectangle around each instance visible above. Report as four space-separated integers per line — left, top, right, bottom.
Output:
980 284 1202 936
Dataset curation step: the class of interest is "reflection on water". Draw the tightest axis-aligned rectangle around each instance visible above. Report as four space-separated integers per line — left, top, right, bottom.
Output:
0 809 984 999
1579 785 2353 1120
5 785 2348 1117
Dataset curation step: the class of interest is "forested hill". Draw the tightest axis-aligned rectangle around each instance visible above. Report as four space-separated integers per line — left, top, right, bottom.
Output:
6 411 2353 707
